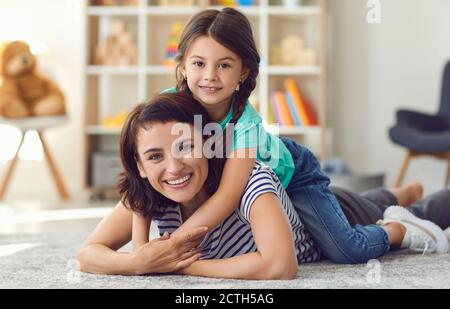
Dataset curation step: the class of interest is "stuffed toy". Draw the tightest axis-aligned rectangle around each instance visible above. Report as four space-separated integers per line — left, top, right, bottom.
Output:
0 41 66 118
270 35 317 66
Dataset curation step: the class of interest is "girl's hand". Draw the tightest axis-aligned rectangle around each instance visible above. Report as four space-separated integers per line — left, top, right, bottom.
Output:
131 226 207 275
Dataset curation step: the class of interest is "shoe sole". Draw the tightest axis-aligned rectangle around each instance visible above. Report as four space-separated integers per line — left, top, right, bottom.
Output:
384 206 449 254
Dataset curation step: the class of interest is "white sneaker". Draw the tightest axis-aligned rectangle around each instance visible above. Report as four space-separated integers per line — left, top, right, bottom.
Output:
445 227 450 240
380 206 449 254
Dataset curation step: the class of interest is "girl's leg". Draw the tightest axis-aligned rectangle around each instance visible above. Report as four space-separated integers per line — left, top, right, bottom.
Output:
281 138 389 264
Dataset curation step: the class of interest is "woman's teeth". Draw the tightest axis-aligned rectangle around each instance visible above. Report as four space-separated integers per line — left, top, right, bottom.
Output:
165 174 192 185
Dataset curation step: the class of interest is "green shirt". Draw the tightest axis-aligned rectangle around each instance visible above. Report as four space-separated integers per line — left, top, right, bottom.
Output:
161 87 294 187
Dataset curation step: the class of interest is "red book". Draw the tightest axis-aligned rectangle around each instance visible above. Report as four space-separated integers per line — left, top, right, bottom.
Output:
304 100 318 125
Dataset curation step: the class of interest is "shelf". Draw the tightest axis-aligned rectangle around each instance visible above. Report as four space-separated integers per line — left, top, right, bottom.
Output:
86 5 320 17
85 125 320 137
145 6 200 16
265 125 321 136
86 65 321 76
83 0 328 190
86 66 140 75
267 6 321 16
265 66 321 75
87 6 140 16
207 5 261 16
86 125 121 135
146 65 176 75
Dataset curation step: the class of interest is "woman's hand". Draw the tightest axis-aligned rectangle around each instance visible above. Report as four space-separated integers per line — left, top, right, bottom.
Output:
132 226 207 275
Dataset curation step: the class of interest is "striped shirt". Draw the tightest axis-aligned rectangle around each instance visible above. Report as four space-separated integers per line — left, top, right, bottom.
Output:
153 161 321 264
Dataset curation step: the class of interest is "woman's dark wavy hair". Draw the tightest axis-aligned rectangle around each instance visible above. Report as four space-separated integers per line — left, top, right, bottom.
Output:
118 92 225 218
175 8 260 155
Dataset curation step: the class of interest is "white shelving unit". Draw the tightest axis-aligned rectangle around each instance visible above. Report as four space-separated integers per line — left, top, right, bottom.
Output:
83 0 327 193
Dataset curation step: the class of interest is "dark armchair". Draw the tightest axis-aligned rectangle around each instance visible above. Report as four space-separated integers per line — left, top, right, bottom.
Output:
389 60 450 187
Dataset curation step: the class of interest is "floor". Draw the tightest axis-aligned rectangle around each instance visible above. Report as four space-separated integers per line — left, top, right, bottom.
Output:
1 200 450 289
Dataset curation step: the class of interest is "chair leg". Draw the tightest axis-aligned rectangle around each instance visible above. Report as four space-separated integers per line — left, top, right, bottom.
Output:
446 159 450 189
394 151 412 187
38 131 70 200
0 134 25 200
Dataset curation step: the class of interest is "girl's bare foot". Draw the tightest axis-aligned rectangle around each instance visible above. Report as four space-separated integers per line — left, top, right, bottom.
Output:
389 181 424 207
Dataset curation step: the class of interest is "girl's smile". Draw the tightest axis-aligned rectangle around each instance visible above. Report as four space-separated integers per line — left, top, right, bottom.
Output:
198 85 223 95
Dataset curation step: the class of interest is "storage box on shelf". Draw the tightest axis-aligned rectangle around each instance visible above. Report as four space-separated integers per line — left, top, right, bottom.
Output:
83 0 327 196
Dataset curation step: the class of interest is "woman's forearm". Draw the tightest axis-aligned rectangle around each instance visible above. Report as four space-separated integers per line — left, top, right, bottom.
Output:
182 252 297 280
76 244 137 275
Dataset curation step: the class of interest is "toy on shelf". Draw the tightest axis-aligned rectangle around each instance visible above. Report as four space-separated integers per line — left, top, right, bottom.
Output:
0 41 66 118
158 0 196 6
91 0 138 6
270 35 316 66
101 111 128 128
95 19 138 66
163 21 183 67
237 0 254 5
213 0 236 6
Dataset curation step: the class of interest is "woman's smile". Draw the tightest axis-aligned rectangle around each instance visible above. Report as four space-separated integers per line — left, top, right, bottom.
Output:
163 172 193 188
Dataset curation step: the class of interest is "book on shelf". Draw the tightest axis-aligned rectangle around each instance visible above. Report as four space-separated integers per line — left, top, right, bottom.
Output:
270 92 283 125
267 95 276 124
271 91 295 126
284 91 302 126
284 78 312 126
303 98 318 125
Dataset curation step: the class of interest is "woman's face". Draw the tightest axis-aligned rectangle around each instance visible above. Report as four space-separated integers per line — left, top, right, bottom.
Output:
135 121 208 205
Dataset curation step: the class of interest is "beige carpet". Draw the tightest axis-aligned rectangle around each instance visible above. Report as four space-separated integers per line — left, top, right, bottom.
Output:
1 228 449 289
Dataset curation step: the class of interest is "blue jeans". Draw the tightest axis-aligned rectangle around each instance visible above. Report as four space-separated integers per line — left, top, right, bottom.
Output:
281 137 390 264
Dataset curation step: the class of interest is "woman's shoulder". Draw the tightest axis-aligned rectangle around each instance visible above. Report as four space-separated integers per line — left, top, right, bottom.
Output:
238 162 282 220
245 162 281 195
253 161 280 175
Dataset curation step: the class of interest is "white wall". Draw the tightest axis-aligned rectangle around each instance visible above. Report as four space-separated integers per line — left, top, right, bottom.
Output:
0 0 84 201
330 0 450 194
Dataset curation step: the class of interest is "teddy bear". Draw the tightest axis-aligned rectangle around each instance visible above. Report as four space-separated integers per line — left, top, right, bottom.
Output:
0 41 66 119
270 35 317 67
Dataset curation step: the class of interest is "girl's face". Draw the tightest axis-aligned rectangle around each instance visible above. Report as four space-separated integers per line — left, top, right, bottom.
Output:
181 36 249 119
135 121 209 206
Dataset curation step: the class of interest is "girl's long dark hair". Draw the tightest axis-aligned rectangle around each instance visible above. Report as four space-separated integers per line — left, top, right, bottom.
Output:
175 8 260 156
118 92 225 218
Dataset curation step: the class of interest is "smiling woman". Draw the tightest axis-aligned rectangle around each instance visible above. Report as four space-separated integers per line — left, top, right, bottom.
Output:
118 92 224 220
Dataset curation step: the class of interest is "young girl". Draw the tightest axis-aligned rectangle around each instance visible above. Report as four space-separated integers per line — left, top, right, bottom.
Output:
131 8 449 261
